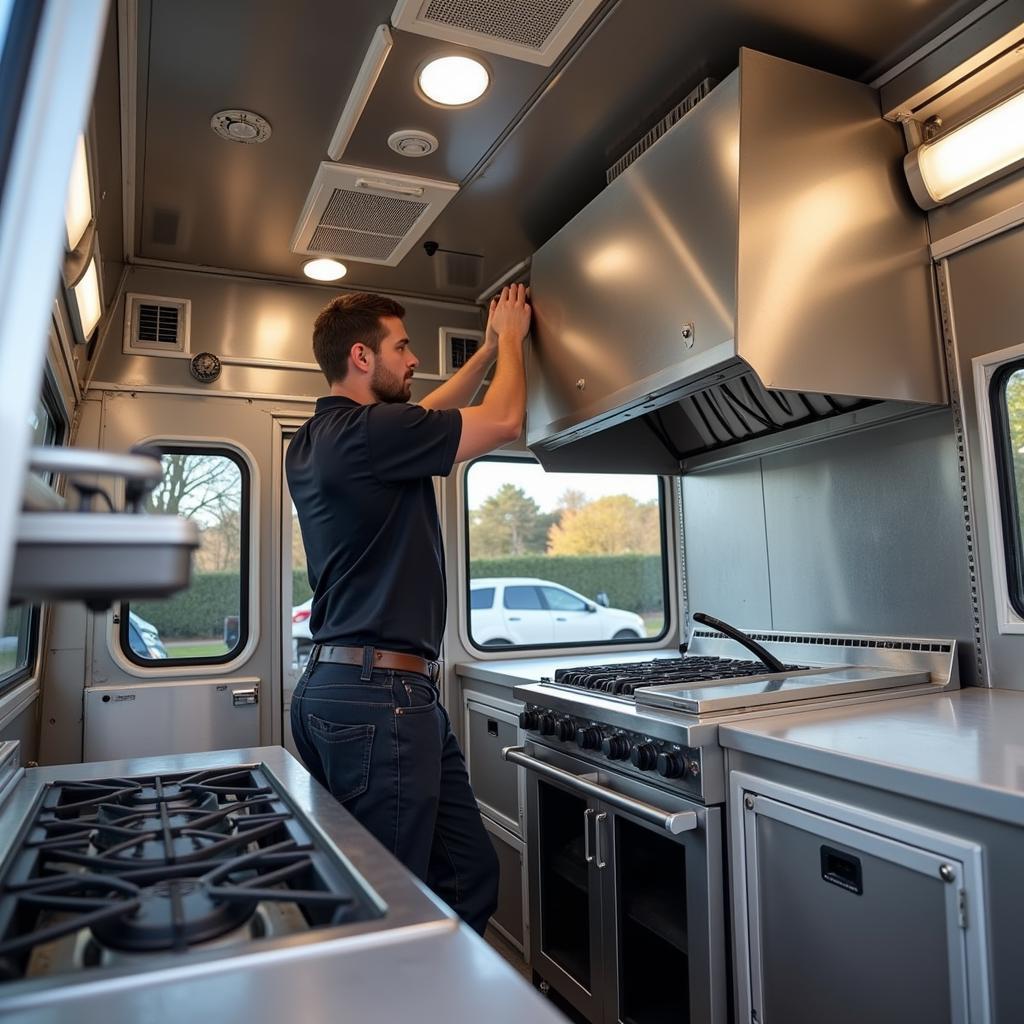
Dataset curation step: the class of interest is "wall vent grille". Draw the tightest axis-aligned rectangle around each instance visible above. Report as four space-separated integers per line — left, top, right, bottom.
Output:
439 327 484 377
607 78 717 184
292 163 457 267
123 294 191 356
392 0 603 65
691 629 952 654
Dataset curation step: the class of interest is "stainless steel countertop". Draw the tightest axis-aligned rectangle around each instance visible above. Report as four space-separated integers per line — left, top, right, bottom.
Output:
719 688 1024 827
0 745 566 1024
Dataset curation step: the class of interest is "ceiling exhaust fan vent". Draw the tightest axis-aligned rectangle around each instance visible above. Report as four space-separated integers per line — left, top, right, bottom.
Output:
123 294 191 356
392 0 603 65
292 163 458 267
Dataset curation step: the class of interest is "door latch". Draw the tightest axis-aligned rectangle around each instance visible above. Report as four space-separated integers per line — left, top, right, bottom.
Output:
232 687 258 706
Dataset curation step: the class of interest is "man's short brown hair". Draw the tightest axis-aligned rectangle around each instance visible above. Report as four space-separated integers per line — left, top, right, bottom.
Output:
312 292 406 384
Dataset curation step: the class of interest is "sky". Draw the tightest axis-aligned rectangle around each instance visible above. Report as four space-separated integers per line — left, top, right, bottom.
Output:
466 460 660 512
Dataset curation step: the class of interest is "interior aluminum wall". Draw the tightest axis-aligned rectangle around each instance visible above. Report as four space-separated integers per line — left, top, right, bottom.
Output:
682 408 976 680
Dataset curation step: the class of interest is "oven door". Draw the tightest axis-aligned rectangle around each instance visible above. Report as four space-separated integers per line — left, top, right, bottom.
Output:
513 741 727 1024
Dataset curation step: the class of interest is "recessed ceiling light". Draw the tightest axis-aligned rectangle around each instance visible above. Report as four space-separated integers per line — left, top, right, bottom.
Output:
210 109 273 144
303 258 347 282
418 56 489 107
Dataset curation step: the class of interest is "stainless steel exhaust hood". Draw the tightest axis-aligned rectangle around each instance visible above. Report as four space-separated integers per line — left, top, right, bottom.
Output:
526 49 947 474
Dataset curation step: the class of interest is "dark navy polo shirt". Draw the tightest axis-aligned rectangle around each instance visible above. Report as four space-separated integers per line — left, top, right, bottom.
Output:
286 396 463 661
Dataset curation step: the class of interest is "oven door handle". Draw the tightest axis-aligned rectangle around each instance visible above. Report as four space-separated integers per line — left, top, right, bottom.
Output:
503 746 698 835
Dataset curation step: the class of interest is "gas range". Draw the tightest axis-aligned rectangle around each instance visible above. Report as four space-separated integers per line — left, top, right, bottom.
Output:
0 746 457 1019
0 763 384 981
511 628 959 805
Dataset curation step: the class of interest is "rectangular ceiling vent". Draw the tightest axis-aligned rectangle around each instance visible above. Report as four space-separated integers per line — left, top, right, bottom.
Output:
391 0 604 66
439 327 484 377
122 294 191 356
292 162 458 267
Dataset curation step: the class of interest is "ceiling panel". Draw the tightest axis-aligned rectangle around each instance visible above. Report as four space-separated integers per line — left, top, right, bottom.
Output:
124 0 989 301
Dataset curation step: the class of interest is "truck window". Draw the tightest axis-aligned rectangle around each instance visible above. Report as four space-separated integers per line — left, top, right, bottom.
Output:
464 455 670 651
120 446 250 665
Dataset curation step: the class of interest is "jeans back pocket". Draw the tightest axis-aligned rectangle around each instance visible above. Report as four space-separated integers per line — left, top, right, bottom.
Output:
306 715 375 804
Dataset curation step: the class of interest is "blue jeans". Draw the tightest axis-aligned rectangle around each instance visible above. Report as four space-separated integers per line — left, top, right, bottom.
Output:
290 654 499 935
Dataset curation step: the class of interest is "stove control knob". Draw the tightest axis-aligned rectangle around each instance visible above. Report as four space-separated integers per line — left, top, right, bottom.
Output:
539 714 556 736
518 710 539 731
556 718 577 742
575 727 604 750
656 752 686 779
602 735 632 760
630 743 658 771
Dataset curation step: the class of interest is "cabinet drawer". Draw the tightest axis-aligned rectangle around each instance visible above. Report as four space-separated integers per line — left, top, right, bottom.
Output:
465 695 522 836
484 817 527 956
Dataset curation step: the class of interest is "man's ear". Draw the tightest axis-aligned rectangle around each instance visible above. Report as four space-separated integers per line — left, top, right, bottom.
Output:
350 343 372 373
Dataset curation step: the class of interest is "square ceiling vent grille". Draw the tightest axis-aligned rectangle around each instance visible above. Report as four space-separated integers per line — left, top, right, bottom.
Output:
292 163 458 266
391 0 603 65
122 294 191 356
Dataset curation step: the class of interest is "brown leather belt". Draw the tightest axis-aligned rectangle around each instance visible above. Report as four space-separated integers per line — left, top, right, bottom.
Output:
314 644 436 679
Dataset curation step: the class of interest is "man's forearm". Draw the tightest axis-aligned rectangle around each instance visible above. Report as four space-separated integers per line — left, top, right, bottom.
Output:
480 331 526 432
418 341 496 411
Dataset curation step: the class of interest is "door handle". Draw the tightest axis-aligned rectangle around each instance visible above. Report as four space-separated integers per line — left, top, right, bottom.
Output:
504 746 698 835
594 812 608 869
508 616 521 621
583 807 595 863
555 617 567 621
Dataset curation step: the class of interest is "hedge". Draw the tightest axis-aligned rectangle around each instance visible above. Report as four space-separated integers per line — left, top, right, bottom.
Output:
468 554 663 613
134 557 662 639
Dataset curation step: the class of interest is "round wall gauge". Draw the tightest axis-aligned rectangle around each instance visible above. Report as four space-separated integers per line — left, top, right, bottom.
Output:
190 352 222 383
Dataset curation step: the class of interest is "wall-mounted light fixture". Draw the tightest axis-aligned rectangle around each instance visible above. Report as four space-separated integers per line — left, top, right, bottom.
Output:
905 88 1024 209
62 132 102 343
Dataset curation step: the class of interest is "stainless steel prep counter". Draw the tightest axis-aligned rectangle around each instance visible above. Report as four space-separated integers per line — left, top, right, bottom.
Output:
0 745 567 1024
719 687 1024 827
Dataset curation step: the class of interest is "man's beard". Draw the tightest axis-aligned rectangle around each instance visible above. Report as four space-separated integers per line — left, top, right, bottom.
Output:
370 363 412 403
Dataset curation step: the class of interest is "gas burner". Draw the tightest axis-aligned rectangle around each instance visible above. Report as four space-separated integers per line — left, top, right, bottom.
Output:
548 655 809 698
91 877 257 952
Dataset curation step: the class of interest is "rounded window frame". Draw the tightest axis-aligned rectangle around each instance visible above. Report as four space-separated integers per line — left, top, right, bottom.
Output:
118 444 252 668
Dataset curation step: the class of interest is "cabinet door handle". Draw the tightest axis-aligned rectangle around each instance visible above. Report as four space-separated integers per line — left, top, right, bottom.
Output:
583 807 595 863
595 811 608 869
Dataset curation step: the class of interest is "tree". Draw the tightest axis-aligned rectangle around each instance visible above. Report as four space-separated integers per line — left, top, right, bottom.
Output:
146 453 243 571
470 484 553 557
548 494 661 556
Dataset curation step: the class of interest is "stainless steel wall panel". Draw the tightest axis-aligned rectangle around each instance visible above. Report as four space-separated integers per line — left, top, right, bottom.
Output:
681 460 772 629
945 225 1024 689
761 411 972 644
90 266 481 395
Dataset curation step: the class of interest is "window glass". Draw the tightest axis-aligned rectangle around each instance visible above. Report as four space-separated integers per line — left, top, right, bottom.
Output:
124 448 249 664
993 364 1024 613
290 500 312 669
0 379 64 691
470 586 495 610
504 585 543 610
541 585 588 612
465 457 669 650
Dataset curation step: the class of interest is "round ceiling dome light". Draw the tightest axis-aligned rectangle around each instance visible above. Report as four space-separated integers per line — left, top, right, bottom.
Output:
388 129 439 157
418 56 489 107
210 109 273 144
303 258 347 282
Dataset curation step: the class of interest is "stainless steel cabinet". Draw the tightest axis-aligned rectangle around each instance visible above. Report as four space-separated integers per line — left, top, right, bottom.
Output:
730 773 991 1024
524 744 726 1024
464 692 524 837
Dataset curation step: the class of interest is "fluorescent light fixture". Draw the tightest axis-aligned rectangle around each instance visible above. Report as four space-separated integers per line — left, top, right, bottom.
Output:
418 56 489 107
905 89 1024 209
71 256 102 342
328 24 392 161
303 258 347 281
65 134 92 250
